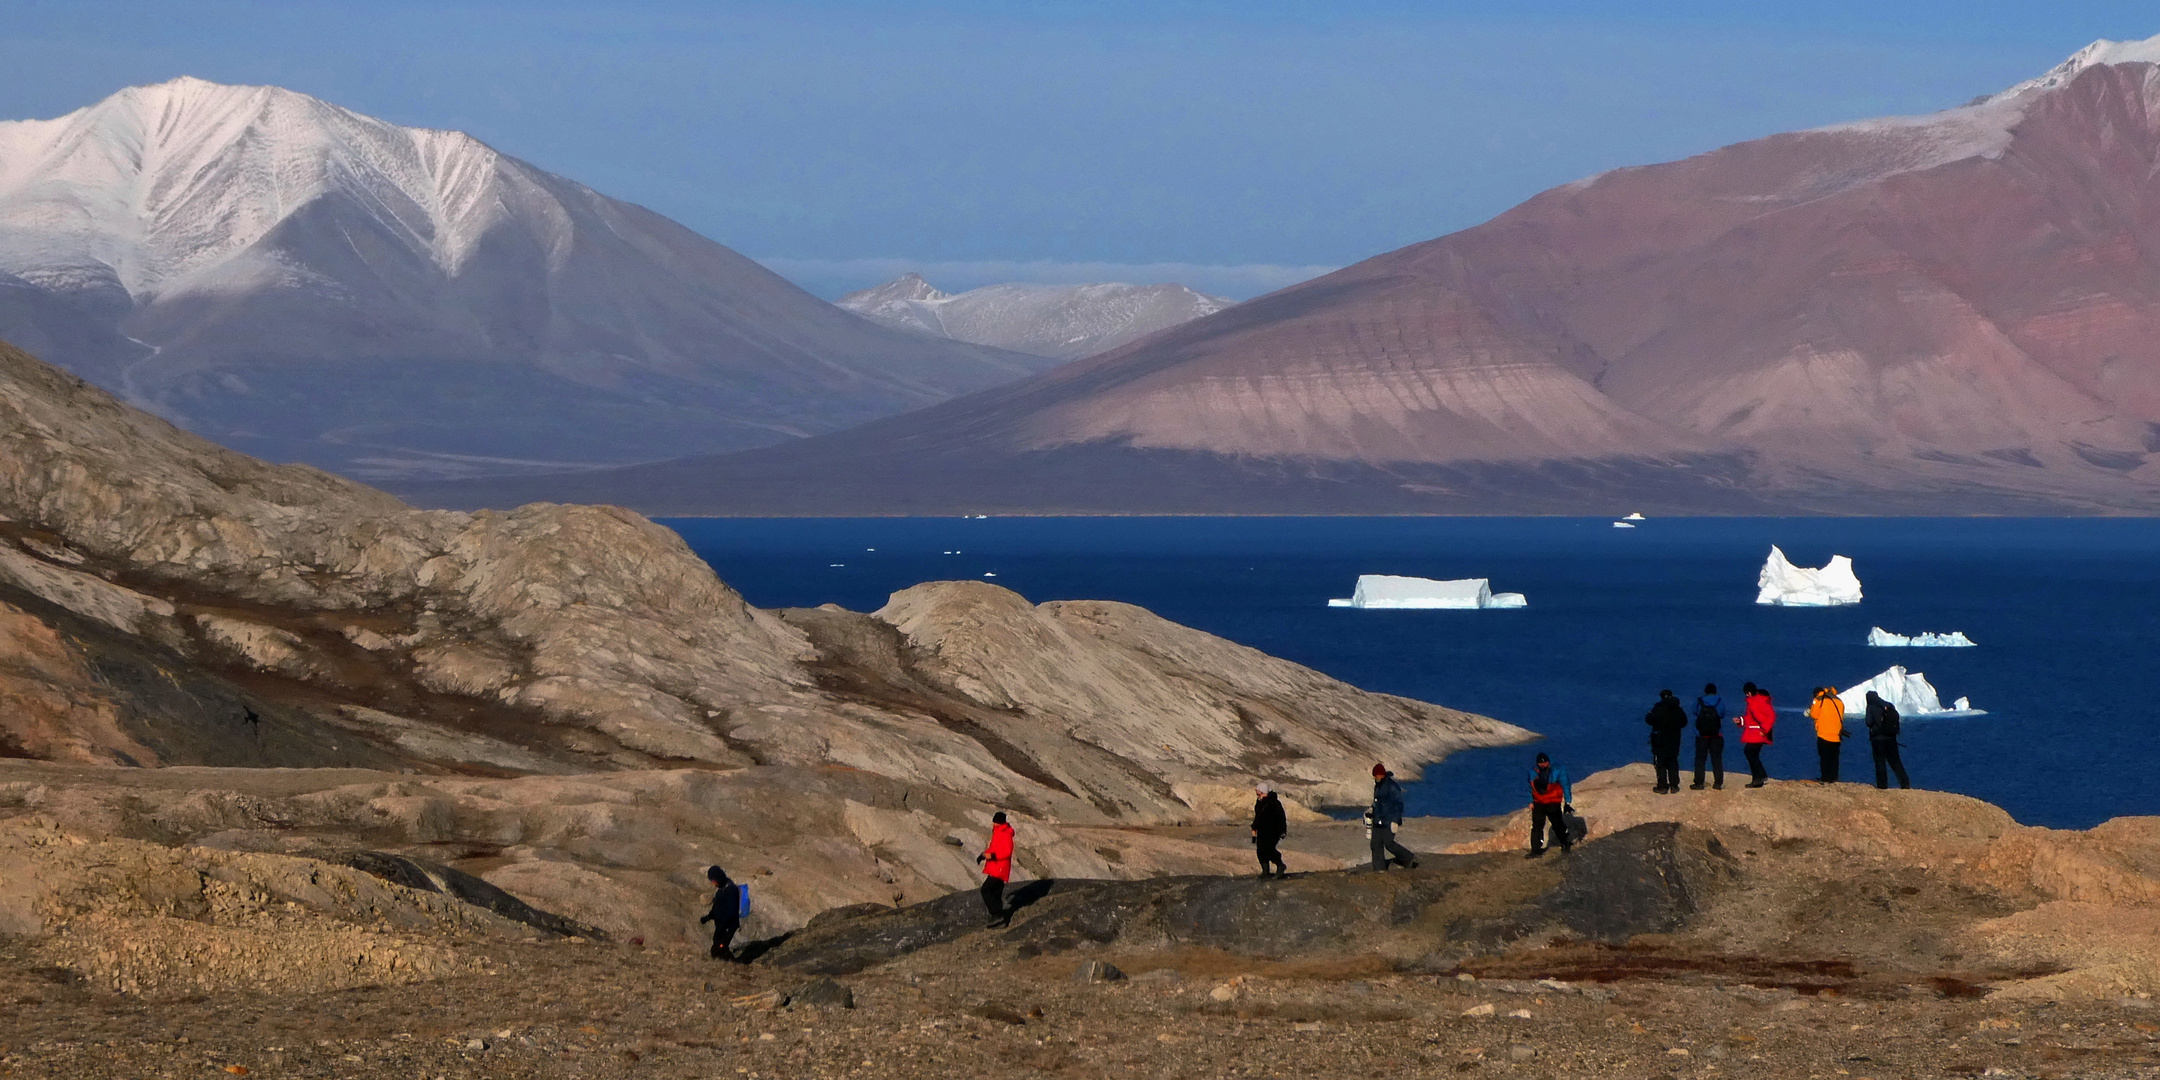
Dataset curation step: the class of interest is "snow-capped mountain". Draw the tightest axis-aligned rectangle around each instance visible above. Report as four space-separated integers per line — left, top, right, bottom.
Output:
838 272 1232 359
413 35 2160 515
0 78 1057 480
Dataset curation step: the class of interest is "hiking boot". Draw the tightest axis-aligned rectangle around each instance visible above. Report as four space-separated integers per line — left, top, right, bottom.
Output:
1713 781 1724 789
1525 849 1545 859
1746 780 1766 788
1688 783 1705 790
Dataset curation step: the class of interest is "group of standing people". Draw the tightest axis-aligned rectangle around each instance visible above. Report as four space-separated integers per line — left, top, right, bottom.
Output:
694 686 1927 957
1646 682 1912 791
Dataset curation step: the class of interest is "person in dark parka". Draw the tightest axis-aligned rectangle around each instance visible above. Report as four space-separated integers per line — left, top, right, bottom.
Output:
1691 682 1727 790
1864 691 1912 790
1646 689 1690 793
1251 782 1289 879
1367 764 1418 871
697 865 741 961
1527 752 1574 858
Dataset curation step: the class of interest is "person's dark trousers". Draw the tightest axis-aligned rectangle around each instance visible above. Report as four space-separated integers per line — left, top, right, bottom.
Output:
1817 737 1841 783
979 876 1007 924
1369 823 1416 870
1528 802 1571 854
1692 735 1725 788
1255 835 1287 877
1871 738 1911 789
1743 742 1768 785
710 919 738 960
1651 739 1681 791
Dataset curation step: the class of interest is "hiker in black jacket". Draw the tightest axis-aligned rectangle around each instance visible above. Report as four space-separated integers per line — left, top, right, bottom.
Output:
1367 764 1418 871
1251 782 1289 878
1690 683 1727 790
1645 689 1690 794
697 865 741 961
1864 691 1912 790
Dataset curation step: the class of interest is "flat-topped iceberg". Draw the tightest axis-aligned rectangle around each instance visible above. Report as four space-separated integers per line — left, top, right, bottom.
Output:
1756 546 1863 606
1328 574 1526 609
1867 627 1977 648
1837 665 1982 717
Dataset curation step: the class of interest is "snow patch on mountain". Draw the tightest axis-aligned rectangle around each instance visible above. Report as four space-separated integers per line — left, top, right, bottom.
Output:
839 273 1233 360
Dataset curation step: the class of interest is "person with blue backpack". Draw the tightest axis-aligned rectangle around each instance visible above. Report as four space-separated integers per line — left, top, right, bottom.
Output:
698 864 745 961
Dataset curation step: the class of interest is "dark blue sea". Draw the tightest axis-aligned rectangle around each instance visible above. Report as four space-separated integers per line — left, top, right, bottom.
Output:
664 517 2159 831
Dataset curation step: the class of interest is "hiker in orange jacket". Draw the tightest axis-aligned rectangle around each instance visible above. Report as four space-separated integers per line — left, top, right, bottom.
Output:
1736 682 1777 788
977 812 1015 928
1809 686 1847 784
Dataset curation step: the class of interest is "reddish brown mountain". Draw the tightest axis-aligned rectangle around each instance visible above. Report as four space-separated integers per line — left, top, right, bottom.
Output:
409 41 2160 515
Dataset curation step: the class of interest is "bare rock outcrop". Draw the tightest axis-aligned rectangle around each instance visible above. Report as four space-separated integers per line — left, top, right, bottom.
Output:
0 337 1527 824
1450 765 2160 999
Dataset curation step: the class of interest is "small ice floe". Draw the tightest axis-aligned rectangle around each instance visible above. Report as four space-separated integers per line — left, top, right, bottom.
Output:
1327 574 1526 609
1612 521 1636 529
983 571 998 578
829 563 845 567
1867 627 1976 648
1756 546 1862 606
1837 665 1983 717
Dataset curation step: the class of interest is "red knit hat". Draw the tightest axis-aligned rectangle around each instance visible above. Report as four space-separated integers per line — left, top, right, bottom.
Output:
1372 763 1387 778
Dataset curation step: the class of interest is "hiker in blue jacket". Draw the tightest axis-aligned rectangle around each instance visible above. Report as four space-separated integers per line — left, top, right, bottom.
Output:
1690 683 1728 790
1527 752 1574 857
1367 763 1418 871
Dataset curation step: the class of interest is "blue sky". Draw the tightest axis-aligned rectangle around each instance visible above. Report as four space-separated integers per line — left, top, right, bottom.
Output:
2 1 2152 297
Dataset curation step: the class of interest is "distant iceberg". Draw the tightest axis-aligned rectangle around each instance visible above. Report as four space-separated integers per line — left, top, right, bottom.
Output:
1612 521 1636 529
1756 546 1862 606
1837 665 1982 717
1623 512 1646 521
1867 627 1976 648
1328 574 1526 609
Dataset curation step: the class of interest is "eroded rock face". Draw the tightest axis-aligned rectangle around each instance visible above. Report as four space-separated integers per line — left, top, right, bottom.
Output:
0 337 1528 824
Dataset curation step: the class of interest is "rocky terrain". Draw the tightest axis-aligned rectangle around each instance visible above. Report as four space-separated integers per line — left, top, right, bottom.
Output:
427 38 2160 516
2 770 2157 1079
837 272 1232 360
0 333 1524 937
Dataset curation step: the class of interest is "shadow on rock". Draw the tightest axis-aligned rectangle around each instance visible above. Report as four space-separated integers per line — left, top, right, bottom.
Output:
762 823 1735 976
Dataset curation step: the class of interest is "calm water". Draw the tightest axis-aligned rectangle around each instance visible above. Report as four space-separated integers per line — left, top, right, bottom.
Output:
664 517 2160 830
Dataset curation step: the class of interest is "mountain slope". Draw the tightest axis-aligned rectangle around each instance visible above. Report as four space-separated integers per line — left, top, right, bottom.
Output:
0 78 1059 481
414 38 2160 514
838 272 1233 359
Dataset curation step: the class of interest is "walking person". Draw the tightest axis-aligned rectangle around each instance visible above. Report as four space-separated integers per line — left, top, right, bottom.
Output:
1810 686 1847 783
1736 682 1777 787
977 811 1015 928
1690 683 1727 790
1251 782 1289 879
1526 752 1573 858
1863 691 1912 789
1367 763 1418 871
1645 689 1689 793
697 865 741 961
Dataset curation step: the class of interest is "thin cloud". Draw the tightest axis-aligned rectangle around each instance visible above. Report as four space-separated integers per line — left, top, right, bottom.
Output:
756 256 1339 301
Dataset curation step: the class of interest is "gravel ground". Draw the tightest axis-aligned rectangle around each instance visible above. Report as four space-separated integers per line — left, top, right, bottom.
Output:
5 931 2158 1080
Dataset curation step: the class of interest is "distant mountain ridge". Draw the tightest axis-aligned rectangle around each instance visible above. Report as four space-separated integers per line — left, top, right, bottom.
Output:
837 272 1232 359
408 35 2160 515
0 78 1059 481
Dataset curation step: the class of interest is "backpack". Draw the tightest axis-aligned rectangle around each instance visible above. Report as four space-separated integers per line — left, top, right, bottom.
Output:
1695 701 1720 731
1877 703 1901 739
736 883 751 918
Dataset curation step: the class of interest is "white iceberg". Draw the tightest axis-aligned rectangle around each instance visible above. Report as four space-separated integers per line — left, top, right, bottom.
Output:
1612 521 1636 529
1755 546 1863 606
1623 512 1647 521
1837 665 1983 717
1866 627 1976 648
1327 574 1527 609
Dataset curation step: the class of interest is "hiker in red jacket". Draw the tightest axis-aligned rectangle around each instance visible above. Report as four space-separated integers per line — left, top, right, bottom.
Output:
977 811 1015 928
1736 682 1777 788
